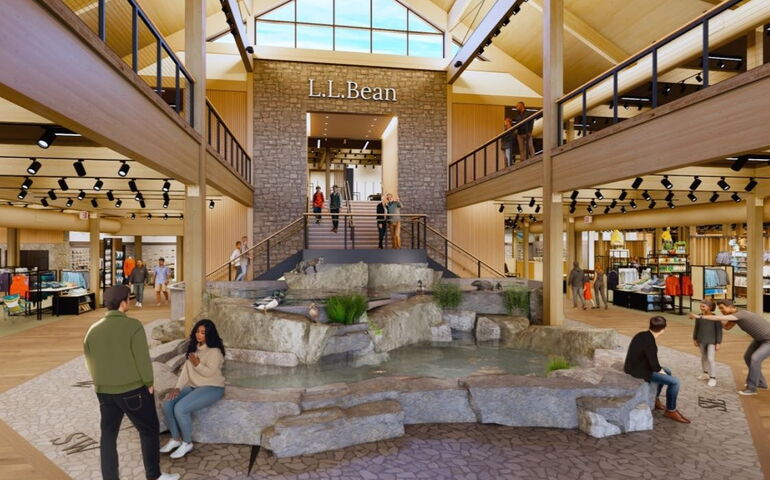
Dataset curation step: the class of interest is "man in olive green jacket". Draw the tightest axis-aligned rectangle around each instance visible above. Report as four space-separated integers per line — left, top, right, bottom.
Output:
84 285 179 480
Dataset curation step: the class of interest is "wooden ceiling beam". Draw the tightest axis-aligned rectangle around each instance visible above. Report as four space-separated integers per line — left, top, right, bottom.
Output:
448 0 479 31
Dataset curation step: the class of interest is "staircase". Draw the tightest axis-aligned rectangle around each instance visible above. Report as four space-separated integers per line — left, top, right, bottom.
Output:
307 200 381 249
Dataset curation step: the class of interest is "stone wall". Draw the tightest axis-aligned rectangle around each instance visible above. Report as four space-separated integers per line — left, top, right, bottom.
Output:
0 242 70 271
253 61 448 272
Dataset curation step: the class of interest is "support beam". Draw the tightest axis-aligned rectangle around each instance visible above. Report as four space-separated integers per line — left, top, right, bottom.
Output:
522 222 530 278
446 157 543 209
176 235 184 281
221 0 253 72
448 0 477 31
747 26 764 70
566 216 576 277
89 215 101 307
6 228 20 266
747 195 764 314
135 235 143 261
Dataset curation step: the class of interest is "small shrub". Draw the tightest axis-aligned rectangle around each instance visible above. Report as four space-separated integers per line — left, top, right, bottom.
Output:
546 356 571 373
433 283 463 310
325 294 368 325
502 287 530 316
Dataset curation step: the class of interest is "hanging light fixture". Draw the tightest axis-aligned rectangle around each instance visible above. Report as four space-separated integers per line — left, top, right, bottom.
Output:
162 180 171 192
27 158 41 175
77 190 86 200
93 178 103 191
65 198 73 208
73 159 87 177
47 189 57 200
717 177 730 191
58 177 69 191
21 177 33 190
689 176 702 191
118 161 130 177
660 175 673 190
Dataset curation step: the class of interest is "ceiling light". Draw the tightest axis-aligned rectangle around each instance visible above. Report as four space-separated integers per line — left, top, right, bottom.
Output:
499 204 505 213
47 189 57 200
209 199 215 209
21 177 32 190
40 198 48 207
590 199 597 209
517 205 523 213
139 199 146 208
66 198 73 208
663 85 671 96
667 201 675 209
73 159 86 177
609 199 617 209
731 192 742 202
162 180 171 192
745 178 758 192
77 190 86 200
689 176 702 191
687 191 697 202
679 82 687 94
58 177 69 191
648 200 656 209
642 190 651 201
17 190 27 200
709 192 719 203
569 199 577 209
93 178 103 191
130 213 136 219
569 205 576 214
118 161 130 177
587 206 593 214
115 198 122 208
535 205 541 214
620 206 627 214
717 177 730 191
618 190 627 201
695 73 703 83
665 191 674 202
27 158 41 175
164 214 169 220
570 190 579 200
730 156 748 171
529 197 535 208
128 179 138 192
37 127 56 148
718 60 725 69
595 189 604 200
362 141 369 151
629 199 637 209
106 190 114 201
91 198 99 208
603 206 611 214
135 192 143 202
660 176 673 190
147 213 152 219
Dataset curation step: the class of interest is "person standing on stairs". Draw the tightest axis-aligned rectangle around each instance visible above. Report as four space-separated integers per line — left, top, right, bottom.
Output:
377 196 388 249
312 186 324 224
330 185 341 233
386 193 403 249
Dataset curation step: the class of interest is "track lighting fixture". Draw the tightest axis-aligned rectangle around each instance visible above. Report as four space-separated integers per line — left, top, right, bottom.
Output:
679 82 687 94
37 127 56 149
570 190 579 200
609 199 617 209
665 191 674 202
594 189 604 200
590 199 597 209
130 213 136 219
745 178 758 192
40 198 48 207
118 161 130 177
65 198 73 208
77 190 86 200
163 199 170 209
499 204 505 213
663 85 671 96
667 201 675 209
93 178 103 191
642 190 651 201
128 179 138 192
115 198 122 208
502 18 509 27
209 200 215 209
73 159 86 177
534 205 541 214
453 60 462 68
709 192 719 203
620 206 627 214
687 191 697 202
569 199 577 209
529 197 535 208
139 199 146 208
603 206 611 214
147 213 152 219
717 177 730 191
695 72 703 83
47 189 57 201
27 158 41 175
648 200 656 209
587 206 593 214
162 180 171 192
164 214 169 220
106 190 114 201
517 205 523 213
629 199 637 209
91 198 98 208
618 190 627 201
660 175 673 190
569 205 576 214
17 190 26 200
689 176 702 191
21 177 32 190
718 60 725 69
730 156 748 172
731 192 742 202
58 177 69 191
135 192 143 202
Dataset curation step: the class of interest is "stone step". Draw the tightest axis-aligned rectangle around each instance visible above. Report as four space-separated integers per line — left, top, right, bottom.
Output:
576 396 652 438
261 400 405 458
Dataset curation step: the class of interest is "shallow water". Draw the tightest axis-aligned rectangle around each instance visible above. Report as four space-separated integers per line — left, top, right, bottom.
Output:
224 335 550 389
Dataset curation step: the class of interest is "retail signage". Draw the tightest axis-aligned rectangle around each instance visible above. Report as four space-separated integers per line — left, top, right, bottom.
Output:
79 211 89 220
308 79 397 102
584 216 593 223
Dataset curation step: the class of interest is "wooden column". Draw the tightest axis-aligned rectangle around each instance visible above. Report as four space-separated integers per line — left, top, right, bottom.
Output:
89 215 101 307
134 235 143 261
522 222 530 278
542 0 564 325
566 216 576 273
6 228 20 266
183 0 207 333
747 194 765 313
747 26 764 70
176 236 184 281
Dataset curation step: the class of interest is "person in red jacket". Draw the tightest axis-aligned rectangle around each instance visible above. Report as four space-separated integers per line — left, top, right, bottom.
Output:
312 186 324 224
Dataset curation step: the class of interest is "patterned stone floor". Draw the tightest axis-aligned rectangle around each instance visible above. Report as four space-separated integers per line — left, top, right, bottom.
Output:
0 322 762 480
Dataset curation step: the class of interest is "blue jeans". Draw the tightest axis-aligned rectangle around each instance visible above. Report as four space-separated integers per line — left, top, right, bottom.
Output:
162 386 224 443
650 366 679 411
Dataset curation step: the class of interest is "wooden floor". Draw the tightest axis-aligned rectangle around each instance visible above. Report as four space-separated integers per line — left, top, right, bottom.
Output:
569 303 770 477
0 303 169 480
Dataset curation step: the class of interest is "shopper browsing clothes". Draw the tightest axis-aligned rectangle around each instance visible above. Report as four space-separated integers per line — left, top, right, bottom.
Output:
84 285 180 480
129 259 148 308
692 299 723 387
624 316 691 424
161 319 226 459
689 299 770 395
153 258 171 305
312 186 324 224
385 193 403 249
567 261 586 309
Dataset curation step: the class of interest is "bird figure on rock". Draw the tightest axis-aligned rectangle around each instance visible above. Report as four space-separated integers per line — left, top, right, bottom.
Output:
255 297 279 312
307 302 320 322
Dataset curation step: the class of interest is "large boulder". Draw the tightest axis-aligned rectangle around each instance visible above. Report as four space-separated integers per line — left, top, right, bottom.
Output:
367 263 441 290
152 362 179 398
210 296 335 364
283 262 368 291
504 326 617 363
577 396 653 438
431 322 452 342
593 348 626 371
443 310 476 332
151 319 185 342
487 315 530 343
457 291 507 315
261 400 405 458
368 296 443 352
399 377 477 424
475 317 501 342
149 339 187 363
321 330 373 358
300 377 403 410
226 348 299 367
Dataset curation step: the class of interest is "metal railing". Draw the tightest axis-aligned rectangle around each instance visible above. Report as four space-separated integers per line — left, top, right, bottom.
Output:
448 110 543 191
556 0 756 145
63 0 196 126
206 100 253 185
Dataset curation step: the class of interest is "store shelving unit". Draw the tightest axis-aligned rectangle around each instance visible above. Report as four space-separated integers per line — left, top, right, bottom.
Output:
647 253 689 314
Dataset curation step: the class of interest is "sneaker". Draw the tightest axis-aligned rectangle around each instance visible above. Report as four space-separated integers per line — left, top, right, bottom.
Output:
170 441 193 459
158 474 181 480
160 439 182 453
707 378 717 387
739 389 758 396
696 373 710 381
136 302 142 308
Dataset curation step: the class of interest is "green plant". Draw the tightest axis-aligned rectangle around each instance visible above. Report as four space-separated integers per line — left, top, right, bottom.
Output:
502 287 530 316
432 283 463 310
546 356 571 373
325 294 368 325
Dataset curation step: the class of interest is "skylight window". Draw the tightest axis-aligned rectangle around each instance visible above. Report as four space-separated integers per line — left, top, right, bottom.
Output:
255 0 444 58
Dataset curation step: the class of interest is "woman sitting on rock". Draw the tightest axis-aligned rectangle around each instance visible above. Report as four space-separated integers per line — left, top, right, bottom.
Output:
160 319 226 459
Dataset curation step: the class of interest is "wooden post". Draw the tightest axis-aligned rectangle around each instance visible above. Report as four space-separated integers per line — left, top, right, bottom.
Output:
89 215 101 307
134 235 143 261
522 222 530 279
6 228 20 266
747 195 765 313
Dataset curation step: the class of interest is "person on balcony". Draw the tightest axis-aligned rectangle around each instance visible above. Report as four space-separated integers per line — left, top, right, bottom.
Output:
376 196 388 249
512 102 536 161
502 117 515 167
312 186 324 224
385 193 402 249
330 185 341 233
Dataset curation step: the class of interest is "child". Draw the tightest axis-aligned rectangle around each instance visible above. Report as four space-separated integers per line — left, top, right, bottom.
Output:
693 299 723 387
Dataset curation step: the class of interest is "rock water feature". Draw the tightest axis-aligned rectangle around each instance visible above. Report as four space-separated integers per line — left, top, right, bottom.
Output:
151 264 653 458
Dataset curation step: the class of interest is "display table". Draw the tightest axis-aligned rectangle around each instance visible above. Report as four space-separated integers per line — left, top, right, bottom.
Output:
612 289 673 312
53 292 96 316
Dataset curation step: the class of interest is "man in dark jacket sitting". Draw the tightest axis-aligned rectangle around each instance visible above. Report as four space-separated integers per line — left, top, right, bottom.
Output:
624 316 691 424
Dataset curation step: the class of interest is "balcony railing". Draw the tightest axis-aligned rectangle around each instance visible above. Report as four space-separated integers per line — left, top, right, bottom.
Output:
206 100 253 185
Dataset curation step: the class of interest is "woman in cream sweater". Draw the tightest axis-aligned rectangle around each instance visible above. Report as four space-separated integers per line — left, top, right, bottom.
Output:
160 319 226 459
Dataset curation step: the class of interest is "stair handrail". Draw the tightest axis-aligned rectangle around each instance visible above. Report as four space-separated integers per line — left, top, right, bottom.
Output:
206 217 305 279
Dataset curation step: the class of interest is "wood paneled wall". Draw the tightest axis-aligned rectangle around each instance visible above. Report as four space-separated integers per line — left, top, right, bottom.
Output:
689 236 730 265
206 89 248 148
205 196 250 278
451 103 504 162
0 228 66 243
448 202 504 277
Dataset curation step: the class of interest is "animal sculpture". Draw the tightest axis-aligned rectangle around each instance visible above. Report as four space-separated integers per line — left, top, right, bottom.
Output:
294 257 324 274
307 303 320 322
471 280 494 291
255 297 279 312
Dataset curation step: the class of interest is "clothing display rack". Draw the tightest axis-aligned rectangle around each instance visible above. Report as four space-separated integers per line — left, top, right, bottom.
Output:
690 265 733 309
647 253 691 315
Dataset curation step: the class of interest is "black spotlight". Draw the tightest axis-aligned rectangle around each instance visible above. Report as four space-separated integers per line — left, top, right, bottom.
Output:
17 190 27 200
517 205 523 213
47 189 57 201
569 199 577 209
106 190 115 201
58 177 69 191
115 198 122 208
665 191 674 202
129 179 139 193
642 190 652 201
594 189 604 200
529 197 535 208
162 180 171 192
718 60 725 69
135 191 143 202
603 206 611 214
590 199 597 209
37 127 56 149
164 214 169 220
687 191 697 202
209 199 215 209
499 204 505 213
660 175 673 190
668 201 675 209
93 178 103 191
91 198 99 208
631 177 643 189
717 177 730 191
453 60 462 68
609 199 617 209
745 178 758 192
648 200 657 209
535 204 541 214
569 205 576 214
709 192 719 203
163 199 170 209
41 198 49 207
73 159 87 177
570 190 579 200
618 190 628 201
689 176 702 191
731 192 742 202
139 199 147 208
21 177 33 190
629 199 637 209
730 156 748 172
620 206 627 214
663 85 671 96
587 206 593 214
118 161 130 177
65 198 73 208
147 213 152 219
695 73 703 83
27 158 41 175
130 213 136 219
77 190 86 200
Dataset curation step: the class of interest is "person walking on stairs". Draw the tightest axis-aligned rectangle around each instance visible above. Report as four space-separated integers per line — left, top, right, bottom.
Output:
330 185 341 233
692 299 722 387
312 186 324 224
230 241 244 281
385 193 403 249
567 261 586 309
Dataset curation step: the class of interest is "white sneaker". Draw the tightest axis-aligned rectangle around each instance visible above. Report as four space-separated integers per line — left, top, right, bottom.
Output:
158 474 180 480
707 378 717 387
136 302 142 308
170 441 193 459
696 373 710 380
160 438 182 453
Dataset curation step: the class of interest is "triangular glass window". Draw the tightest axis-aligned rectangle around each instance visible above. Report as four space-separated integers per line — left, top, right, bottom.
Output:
261 1 295 21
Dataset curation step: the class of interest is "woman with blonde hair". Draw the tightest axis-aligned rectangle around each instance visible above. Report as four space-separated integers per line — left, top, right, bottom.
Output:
385 193 403 249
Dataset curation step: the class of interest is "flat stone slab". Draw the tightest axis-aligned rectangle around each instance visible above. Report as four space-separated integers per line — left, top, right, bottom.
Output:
577 396 652 438
431 322 452 342
261 400 405 458
504 326 617 363
368 263 441 290
400 377 477 424
284 262 368 291
149 339 187 363
443 310 476 332
487 315 530 343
